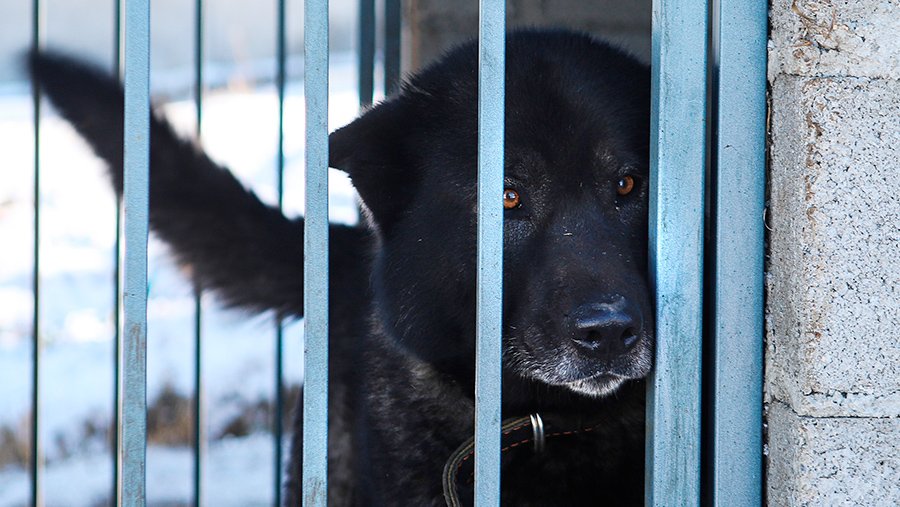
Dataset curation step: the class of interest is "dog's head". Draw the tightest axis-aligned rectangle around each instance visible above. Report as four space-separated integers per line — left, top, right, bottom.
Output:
330 30 653 399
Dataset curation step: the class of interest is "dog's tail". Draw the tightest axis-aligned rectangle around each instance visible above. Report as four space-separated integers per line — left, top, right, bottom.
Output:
28 51 370 318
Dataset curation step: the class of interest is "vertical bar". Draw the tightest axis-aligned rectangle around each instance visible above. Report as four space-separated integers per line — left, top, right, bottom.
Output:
302 0 329 503
358 0 375 107
191 295 203 507
474 0 504 505
121 0 151 504
645 0 708 503
112 2 124 504
383 0 401 94
273 0 287 503
192 1 205 505
710 0 766 504
30 0 43 505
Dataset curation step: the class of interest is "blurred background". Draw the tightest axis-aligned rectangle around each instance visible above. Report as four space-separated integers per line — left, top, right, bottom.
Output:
1 1 365 504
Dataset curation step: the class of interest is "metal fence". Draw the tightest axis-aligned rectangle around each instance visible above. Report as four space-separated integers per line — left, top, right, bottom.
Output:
23 0 766 505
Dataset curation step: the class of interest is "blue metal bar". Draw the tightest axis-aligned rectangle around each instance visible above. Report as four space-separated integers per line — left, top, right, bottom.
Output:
302 0 329 503
274 0 287 503
474 0 505 505
112 2 123 504
358 0 375 106
383 0 401 94
192 2 205 505
645 0 708 503
710 0 766 504
30 1 43 505
121 0 151 504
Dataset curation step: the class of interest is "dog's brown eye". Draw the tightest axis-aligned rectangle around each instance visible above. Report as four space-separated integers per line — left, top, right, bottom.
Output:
503 189 521 209
617 176 635 196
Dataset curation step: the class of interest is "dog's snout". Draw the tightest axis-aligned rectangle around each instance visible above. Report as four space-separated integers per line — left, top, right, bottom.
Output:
570 301 641 356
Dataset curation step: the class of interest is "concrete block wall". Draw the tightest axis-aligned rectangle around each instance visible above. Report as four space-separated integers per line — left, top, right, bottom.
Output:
766 0 900 504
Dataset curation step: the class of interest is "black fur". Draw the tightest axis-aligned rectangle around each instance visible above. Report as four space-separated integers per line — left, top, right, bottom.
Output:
29 30 652 506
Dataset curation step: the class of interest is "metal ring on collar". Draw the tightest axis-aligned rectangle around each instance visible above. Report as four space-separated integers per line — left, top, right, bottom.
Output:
529 413 545 453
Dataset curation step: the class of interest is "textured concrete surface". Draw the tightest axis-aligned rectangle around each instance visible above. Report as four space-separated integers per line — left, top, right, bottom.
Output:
767 75 900 418
767 402 900 506
769 0 900 81
405 0 650 70
767 0 900 504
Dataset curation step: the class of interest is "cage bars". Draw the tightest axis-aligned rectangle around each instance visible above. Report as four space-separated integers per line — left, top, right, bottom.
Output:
473 0 506 505
301 0 330 503
120 0 151 505
19 0 770 504
709 0 767 504
192 1 206 504
645 0 709 503
29 0 43 505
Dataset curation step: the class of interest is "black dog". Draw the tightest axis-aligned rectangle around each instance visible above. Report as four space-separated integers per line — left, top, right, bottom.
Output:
30 29 652 506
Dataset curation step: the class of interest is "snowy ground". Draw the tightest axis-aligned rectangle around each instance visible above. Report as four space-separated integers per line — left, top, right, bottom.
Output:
0 53 370 505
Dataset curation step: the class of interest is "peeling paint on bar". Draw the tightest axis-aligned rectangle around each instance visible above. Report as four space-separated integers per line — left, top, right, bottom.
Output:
121 0 151 504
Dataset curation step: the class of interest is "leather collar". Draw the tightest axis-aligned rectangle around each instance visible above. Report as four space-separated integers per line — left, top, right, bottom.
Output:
442 412 608 506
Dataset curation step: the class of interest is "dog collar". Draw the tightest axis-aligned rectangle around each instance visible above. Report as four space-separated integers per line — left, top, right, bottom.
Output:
442 412 607 506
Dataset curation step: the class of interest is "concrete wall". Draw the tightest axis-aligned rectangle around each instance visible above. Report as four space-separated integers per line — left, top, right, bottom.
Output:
766 0 900 504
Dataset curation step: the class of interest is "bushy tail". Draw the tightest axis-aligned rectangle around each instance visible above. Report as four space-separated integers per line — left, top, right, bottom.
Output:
28 51 369 318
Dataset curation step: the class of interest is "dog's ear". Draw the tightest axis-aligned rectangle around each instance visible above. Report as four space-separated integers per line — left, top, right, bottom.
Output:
329 99 417 231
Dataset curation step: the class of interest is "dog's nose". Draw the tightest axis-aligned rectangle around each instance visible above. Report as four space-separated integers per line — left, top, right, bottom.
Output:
571 302 640 356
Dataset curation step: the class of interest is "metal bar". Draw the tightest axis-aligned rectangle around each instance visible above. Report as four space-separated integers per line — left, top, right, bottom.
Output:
383 0 401 94
30 0 43 505
273 326 285 507
302 0 329 503
645 0 708 503
474 0 505 505
112 2 123 504
192 1 205 504
358 0 375 107
192 291 204 507
121 0 151 504
273 0 287 503
710 0 767 503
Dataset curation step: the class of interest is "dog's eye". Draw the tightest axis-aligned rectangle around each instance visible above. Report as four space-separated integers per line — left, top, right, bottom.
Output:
503 189 521 209
617 176 635 196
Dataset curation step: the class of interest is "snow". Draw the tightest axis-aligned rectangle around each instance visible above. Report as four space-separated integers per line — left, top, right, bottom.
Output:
0 434 287 506
0 53 370 504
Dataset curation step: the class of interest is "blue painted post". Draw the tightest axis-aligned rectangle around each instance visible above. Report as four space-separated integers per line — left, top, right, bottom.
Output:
711 0 767 504
191 1 205 504
274 1 287 505
474 0 505 505
111 2 123 503
121 0 151 505
30 1 43 505
645 0 708 504
302 0 329 503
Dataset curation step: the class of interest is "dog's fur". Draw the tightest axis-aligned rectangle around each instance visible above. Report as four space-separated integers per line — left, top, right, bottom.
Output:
30 30 653 506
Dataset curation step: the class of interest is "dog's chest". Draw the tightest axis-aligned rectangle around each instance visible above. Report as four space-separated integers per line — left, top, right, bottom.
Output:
354 350 644 506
